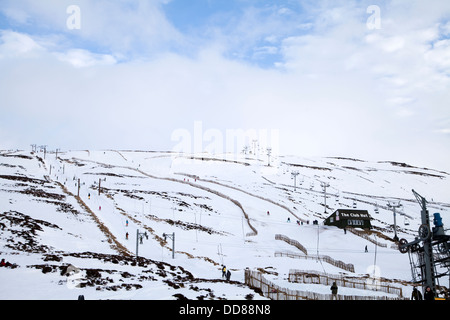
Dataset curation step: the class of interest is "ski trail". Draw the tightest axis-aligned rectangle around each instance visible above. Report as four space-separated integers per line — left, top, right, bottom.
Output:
178 174 306 223
53 179 133 257
70 157 258 236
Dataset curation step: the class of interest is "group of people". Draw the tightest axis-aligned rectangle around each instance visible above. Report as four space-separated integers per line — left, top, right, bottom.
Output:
411 286 436 300
330 282 438 300
284 216 317 226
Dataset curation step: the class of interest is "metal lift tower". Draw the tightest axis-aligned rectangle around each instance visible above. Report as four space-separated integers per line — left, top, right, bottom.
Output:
399 190 450 298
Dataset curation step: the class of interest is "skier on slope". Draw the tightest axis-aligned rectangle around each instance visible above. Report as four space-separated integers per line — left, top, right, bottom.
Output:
222 265 226 278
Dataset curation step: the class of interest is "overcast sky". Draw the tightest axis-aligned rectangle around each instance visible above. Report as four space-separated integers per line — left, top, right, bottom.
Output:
1 0 450 171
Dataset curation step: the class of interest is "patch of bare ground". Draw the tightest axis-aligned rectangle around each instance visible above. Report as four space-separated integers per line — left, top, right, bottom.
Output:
27 251 252 298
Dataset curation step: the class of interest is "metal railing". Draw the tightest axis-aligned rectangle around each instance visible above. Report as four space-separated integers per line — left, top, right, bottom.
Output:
274 251 355 273
245 269 406 300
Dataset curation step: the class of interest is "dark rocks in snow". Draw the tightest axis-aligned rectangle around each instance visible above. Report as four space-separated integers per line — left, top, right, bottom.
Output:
19 188 65 201
42 266 53 274
21 250 250 298
173 293 188 300
0 211 60 234
0 210 62 254
86 269 101 278
0 174 45 185
43 254 62 262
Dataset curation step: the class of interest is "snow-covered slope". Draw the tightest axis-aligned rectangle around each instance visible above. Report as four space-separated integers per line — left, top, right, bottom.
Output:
0 149 449 300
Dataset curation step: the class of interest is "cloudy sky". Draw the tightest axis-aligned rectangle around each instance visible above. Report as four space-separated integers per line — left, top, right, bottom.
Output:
1 0 450 171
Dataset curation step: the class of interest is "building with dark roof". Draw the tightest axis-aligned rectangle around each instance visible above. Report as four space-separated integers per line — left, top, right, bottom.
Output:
324 209 372 230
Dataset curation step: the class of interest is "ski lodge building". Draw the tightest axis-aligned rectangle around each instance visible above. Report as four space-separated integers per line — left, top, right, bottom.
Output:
324 209 372 230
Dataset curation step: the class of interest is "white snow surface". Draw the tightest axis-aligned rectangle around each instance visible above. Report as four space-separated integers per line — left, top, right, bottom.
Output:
0 149 448 300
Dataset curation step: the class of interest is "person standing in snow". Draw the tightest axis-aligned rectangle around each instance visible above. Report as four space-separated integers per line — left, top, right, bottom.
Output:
330 282 338 300
226 269 231 281
424 286 435 300
222 265 226 278
126 232 129 240
411 287 422 300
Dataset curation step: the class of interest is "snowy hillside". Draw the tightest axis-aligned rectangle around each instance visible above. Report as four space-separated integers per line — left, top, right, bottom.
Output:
0 149 449 300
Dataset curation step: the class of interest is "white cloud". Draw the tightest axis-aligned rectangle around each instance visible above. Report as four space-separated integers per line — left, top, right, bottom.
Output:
252 46 278 60
387 96 415 106
1 6 30 24
0 0 450 171
55 49 117 68
425 39 450 69
0 0 184 58
0 30 44 57
380 36 406 53
441 21 450 35
436 128 450 134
